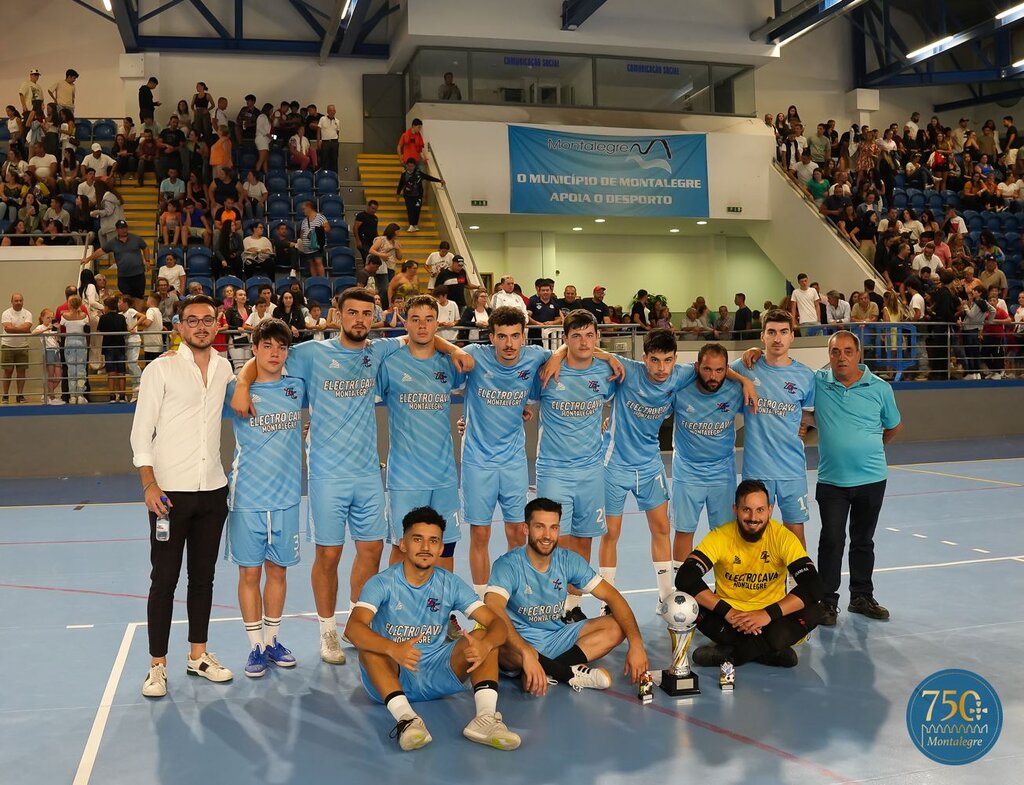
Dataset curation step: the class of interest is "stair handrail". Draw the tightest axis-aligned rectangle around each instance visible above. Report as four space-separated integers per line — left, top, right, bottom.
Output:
422 142 482 289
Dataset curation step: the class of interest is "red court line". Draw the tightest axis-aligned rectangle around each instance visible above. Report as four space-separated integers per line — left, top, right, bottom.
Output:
0 582 236 611
0 537 149 546
605 688 856 784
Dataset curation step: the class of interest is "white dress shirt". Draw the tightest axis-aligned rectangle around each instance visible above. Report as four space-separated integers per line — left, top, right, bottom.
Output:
490 290 528 314
130 342 234 492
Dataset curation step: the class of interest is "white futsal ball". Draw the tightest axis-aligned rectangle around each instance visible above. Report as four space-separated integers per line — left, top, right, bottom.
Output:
658 591 699 630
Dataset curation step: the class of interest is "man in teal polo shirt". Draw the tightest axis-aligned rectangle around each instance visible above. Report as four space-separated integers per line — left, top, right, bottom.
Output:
811 330 902 626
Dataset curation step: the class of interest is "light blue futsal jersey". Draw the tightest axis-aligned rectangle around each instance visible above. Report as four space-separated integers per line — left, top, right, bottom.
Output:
461 343 550 467
730 357 815 481
672 377 744 484
355 563 483 655
284 337 402 479
488 546 602 634
378 347 464 490
535 362 617 471
603 357 694 471
225 377 306 511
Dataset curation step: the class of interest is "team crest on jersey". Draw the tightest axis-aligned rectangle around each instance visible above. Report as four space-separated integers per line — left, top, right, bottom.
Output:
362 355 373 368
251 394 263 403
426 597 441 612
434 371 449 384
552 579 563 591
733 555 742 565
284 387 298 399
401 372 413 382
588 380 600 391
329 359 341 369
393 601 404 610
752 376 762 386
716 401 731 412
523 585 533 595
556 382 567 391
760 550 771 563
517 370 531 380
783 381 798 394
685 403 696 413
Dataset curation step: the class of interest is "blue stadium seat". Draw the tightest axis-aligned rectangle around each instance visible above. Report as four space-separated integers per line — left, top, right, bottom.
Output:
940 190 959 210
966 214 984 233
266 171 288 193
326 224 349 245
304 276 332 305
292 192 316 213
328 246 356 276
893 173 906 189
892 188 907 209
189 276 213 296
0 124 9 142
74 118 93 143
237 149 258 172
186 246 214 276
332 276 357 294
268 150 287 171
1001 213 1020 233
966 231 981 252
156 246 184 266
276 276 298 295
926 192 943 213
267 195 291 220
907 188 926 212
245 276 272 301
92 119 117 142
319 195 344 220
290 170 314 192
984 212 1001 233
215 275 244 300
315 170 339 194
1004 231 1021 251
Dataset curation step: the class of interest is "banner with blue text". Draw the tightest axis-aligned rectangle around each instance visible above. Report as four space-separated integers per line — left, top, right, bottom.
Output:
508 126 709 217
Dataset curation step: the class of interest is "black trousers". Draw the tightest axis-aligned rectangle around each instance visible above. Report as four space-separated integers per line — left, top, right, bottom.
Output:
696 604 821 665
147 486 228 657
815 480 886 603
321 139 339 172
119 273 146 300
404 194 422 226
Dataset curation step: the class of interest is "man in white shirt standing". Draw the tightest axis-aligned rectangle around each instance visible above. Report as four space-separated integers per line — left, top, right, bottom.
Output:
433 285 460 341
316 104 340 173
130 294 236 698
490 276 528 315
2 293 33 404
790 273 821 335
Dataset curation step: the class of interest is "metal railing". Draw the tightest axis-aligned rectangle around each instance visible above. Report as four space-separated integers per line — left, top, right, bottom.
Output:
422 142 482 288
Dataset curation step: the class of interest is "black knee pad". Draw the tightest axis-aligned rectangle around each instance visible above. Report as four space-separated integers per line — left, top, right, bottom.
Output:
441 541 456 558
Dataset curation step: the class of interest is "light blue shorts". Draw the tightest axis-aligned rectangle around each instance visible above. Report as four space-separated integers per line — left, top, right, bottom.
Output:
670 479 734 534
308 474 387 545
517 619 586 660
461 460 529 526
387 485 461 545
536 467 607 539
360 639 465 703
604 462 670 516
227 504 301 567
745 476 810 524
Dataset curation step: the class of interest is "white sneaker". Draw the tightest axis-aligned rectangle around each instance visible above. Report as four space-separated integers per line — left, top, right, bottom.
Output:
320 630 346 664
391 714 432 751
142 663 167 697
567 664 612 692
462 712 521 750
186 651 233 682
991 372 1004 380
48 398 65 406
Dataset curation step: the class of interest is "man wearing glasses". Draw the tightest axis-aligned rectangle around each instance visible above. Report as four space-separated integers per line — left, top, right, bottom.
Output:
130 295 236 698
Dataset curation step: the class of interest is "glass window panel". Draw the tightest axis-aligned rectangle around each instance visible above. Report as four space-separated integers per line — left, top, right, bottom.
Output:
710 65 756 116
408 49 470 104
469 51 593 106
595 58 710 113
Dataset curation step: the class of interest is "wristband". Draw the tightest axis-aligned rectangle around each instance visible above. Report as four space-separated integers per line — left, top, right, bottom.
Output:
142 480 156 494
713 600 733 618
765 603 783 622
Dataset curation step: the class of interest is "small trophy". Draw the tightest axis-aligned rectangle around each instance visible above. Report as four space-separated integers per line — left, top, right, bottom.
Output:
658 591 701 697
638 671 654 704
719 661 735 692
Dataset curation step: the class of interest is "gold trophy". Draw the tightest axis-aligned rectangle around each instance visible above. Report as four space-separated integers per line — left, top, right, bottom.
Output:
658 591 701 696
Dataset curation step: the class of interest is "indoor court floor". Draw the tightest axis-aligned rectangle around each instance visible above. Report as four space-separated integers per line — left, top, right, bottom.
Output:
1 441 1021 785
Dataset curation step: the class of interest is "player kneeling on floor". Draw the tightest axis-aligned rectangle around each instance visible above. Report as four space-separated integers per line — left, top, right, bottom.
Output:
675 480 825 669
345 506 520 752
225 318 306 677
485 497 649 696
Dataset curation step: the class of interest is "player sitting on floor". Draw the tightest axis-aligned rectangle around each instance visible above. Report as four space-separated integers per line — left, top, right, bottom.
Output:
485 497 649 695
345 506 520 752
675 479 825 668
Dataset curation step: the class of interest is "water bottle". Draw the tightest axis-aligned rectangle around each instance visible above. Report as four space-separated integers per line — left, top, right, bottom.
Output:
155 497 170 542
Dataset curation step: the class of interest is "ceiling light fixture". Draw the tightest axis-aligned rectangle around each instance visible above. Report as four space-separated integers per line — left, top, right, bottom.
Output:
669 228 680 233
468 225 480 230
594 218 605 223
572 227 583 231
906 36 955 59
697 220 708 225
996 3 1024 20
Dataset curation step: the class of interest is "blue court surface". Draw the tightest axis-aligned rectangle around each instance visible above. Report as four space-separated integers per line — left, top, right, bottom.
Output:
1 450 1021 785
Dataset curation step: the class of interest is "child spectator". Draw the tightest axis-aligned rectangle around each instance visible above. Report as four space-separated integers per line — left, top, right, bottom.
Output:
98 296 128 402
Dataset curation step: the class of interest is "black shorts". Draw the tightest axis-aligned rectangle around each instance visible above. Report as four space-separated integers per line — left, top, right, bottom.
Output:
104 349 126 374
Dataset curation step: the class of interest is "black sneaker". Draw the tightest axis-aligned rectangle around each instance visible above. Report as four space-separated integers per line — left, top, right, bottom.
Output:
561 606 587 625
15 395 25 403
692 644 734 667
755 647 798 668
848 595 890 620
819 602 839 627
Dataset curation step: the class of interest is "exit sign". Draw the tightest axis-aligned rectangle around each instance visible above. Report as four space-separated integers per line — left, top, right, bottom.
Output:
471 199 488 206
727 206 742 213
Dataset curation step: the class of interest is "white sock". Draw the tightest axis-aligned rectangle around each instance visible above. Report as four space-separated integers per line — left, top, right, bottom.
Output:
599 567 617 587
385 693 416 722
263 616 281 646
672 560 683 574
473 584 487 600
244 620 263 651
318 616 335 637
564 594 581 612
654 561 673 601
473 686 498 717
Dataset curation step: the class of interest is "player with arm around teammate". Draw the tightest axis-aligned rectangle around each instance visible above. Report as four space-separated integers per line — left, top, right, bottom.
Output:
675 480 825 669
485 497 649 696
345 506 520 752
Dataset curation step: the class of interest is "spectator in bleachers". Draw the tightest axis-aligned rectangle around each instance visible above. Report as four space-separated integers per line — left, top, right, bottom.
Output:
962 172 991 211
858 209 879 263
978 233 1005 267
353 199 379 269
158 252 186 296
57 149 79 192
208 167 244 214
289 124 316 171
241 221 274 278
19 192 41 234
156 115 185 183
851 291 879 325
190 82 212 140
27 142 57 184
424 240 452 289
679 307 705 340
629 289 651 330
381 294 407 336
996 172 1022 209
241 170 267 220
224 288 251 370
2 149 27 185
111 134 135 180
388 260 422 306
317 105 340 173
397 118 424 167
243 295 274 334
579 285 611 324
1 292 33 404
138 77 159 124
254 103 272 174
158 168 185 212
836 204 860 247
180 198 211 247
184 128 208 184
980 254 1009 301
912 242 940 273
901 208 924 241
42 195 70 230
433 254 468 310
83 144 116 182
712 305 733 339
733 293 753 337
214 197 243 276
982 292 1011 378
273 290 308 341
98 296 128 402
368 223 402 298
295 200 328 278
558 284 580 314
961 285 993 379
209 126 232 181
651 300 673 329
155 278 179 329
1001 116 1020 170
173 100 191 135
825 291 852 326
397 157 444 232
791 273 820 332
270 221 295 275
48 69 77 117
212 96 230 137
236 94 259 145
135 129 158 186
118 294 143 400
184 171 205 206
38 218 72 246
304 300 327 341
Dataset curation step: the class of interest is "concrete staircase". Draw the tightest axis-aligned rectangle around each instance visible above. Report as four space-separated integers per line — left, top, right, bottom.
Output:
356 154 445 289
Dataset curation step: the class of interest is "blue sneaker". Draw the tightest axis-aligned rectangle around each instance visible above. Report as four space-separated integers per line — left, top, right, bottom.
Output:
244 646 268 678
264 639 297 668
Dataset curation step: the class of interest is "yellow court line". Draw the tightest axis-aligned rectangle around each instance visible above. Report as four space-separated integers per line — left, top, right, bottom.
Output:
890 465 1024 487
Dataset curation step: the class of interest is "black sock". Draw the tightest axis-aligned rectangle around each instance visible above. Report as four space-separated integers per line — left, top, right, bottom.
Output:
538 645 588 683
554 645 587 668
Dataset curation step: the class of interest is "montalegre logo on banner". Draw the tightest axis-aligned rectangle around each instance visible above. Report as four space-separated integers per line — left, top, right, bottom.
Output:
508 126 709 217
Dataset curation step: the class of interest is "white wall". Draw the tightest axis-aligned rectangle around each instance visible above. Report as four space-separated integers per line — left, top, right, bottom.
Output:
469 231 786 318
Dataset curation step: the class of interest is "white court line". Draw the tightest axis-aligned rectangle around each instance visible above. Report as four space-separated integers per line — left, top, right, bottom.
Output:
912 533 928 539
940 540 958 546
73 622 137 785
974 548 991 554
885 527 900 532
67 624 94 629
166 609 350 626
